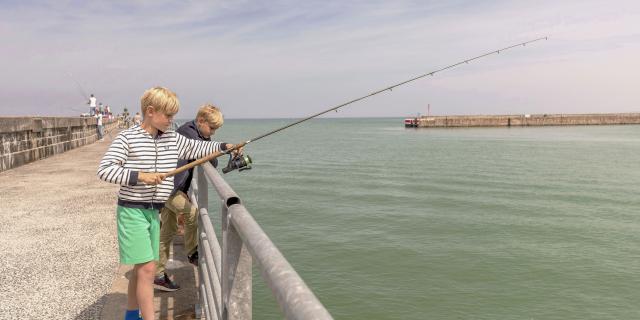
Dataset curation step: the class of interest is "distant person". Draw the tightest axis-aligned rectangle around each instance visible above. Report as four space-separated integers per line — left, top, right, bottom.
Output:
98 102 104 114
133 112 142 126
154 104 232 291
123 108 131 128
96 86 234 320
95 111 104 141
117 114 125 128
88 94 97 116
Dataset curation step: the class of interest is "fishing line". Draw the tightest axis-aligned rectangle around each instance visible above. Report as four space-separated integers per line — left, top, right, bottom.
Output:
65 72 114 139
165 36 548 177
67 72 90 101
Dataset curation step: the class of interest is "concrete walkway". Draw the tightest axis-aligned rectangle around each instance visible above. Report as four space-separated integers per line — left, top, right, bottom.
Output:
0 130 198 319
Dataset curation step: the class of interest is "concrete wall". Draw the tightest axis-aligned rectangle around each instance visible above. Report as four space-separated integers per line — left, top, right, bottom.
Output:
0 117 118 172
418 113 640 128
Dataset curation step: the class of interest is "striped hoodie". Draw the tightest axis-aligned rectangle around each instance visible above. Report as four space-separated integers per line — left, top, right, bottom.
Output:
97 124 226 209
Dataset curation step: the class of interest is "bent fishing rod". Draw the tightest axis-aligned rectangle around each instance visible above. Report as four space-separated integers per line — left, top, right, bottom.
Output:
165 36 548 178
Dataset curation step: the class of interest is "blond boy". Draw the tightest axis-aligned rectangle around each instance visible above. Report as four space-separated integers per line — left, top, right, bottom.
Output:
154 104 225 291
97 87 233 320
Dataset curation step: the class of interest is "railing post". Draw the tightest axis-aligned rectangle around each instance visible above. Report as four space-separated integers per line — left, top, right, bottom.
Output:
192 167 218 319
196 200 206 320
197 166 208 214
196 166 220 319
222 201 252 319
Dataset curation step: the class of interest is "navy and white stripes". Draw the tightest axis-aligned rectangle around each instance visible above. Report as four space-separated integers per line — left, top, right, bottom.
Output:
97 125 224 208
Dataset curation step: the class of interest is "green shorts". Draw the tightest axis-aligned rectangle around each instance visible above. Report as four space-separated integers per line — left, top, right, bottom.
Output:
116 206 160 265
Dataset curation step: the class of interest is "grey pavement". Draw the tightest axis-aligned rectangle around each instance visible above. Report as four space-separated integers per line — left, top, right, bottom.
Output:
101 237 199 320
0 133 121 319
0 129 200 320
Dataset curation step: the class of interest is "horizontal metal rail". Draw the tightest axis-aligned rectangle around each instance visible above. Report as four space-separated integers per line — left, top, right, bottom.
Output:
201 162 241 207
191 190 223 280
193 162 333 320
229 204 333 320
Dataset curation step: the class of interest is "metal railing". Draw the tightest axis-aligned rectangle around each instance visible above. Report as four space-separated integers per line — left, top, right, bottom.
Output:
189 162 333 320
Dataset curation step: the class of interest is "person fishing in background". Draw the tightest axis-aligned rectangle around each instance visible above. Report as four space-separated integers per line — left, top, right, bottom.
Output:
87 93 97 116
95 110 104 141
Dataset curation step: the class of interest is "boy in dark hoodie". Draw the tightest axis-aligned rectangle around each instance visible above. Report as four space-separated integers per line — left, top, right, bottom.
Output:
154 104 226 291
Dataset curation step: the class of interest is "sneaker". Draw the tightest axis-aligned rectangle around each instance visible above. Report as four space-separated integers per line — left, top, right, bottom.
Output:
188 250 199 266
154 273 180 292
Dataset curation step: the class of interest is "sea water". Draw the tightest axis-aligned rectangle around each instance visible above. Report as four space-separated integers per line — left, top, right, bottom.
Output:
195 118 640 320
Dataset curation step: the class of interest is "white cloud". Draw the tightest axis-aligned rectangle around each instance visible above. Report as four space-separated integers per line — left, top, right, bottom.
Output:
0 0 639 118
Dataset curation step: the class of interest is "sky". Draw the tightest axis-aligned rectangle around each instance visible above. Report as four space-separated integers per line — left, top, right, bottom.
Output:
0 0 639 119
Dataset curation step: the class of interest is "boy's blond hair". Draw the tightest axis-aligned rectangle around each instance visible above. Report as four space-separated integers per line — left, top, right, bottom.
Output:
140 86 180 116
197 104 224 129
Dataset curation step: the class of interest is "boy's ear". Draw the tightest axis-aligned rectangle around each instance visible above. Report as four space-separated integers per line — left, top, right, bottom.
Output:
146 106 155 116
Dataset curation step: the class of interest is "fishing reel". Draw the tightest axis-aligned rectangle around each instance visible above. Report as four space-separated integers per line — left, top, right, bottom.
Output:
222 153 253 174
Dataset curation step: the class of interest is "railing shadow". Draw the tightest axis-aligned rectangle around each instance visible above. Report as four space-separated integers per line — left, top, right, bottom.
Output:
91 236 199 319
73 292 126 320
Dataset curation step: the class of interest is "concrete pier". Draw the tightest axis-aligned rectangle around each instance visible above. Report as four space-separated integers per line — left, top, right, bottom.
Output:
409 113 640 128
0 128 197 319
0 116 117 172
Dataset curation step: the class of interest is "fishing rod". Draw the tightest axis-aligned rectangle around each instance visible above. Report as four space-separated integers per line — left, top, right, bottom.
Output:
65 72 114 139
165 36 548 178
67 72 90 101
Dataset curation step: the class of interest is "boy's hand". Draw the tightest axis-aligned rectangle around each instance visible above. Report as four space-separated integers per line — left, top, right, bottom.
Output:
225 143 244 156
138 172 166 185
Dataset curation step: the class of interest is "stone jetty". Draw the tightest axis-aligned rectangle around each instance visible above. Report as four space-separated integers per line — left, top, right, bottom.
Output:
0 116 118 172
405 112 640 128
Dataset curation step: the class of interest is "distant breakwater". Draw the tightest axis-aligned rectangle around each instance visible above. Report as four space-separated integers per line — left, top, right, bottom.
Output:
405 113 640 128
0 117 117 172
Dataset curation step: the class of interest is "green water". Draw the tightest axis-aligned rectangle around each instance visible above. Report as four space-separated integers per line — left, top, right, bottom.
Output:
201 118 640 319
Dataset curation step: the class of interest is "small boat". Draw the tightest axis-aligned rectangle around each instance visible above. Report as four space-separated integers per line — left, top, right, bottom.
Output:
404 118 419 127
